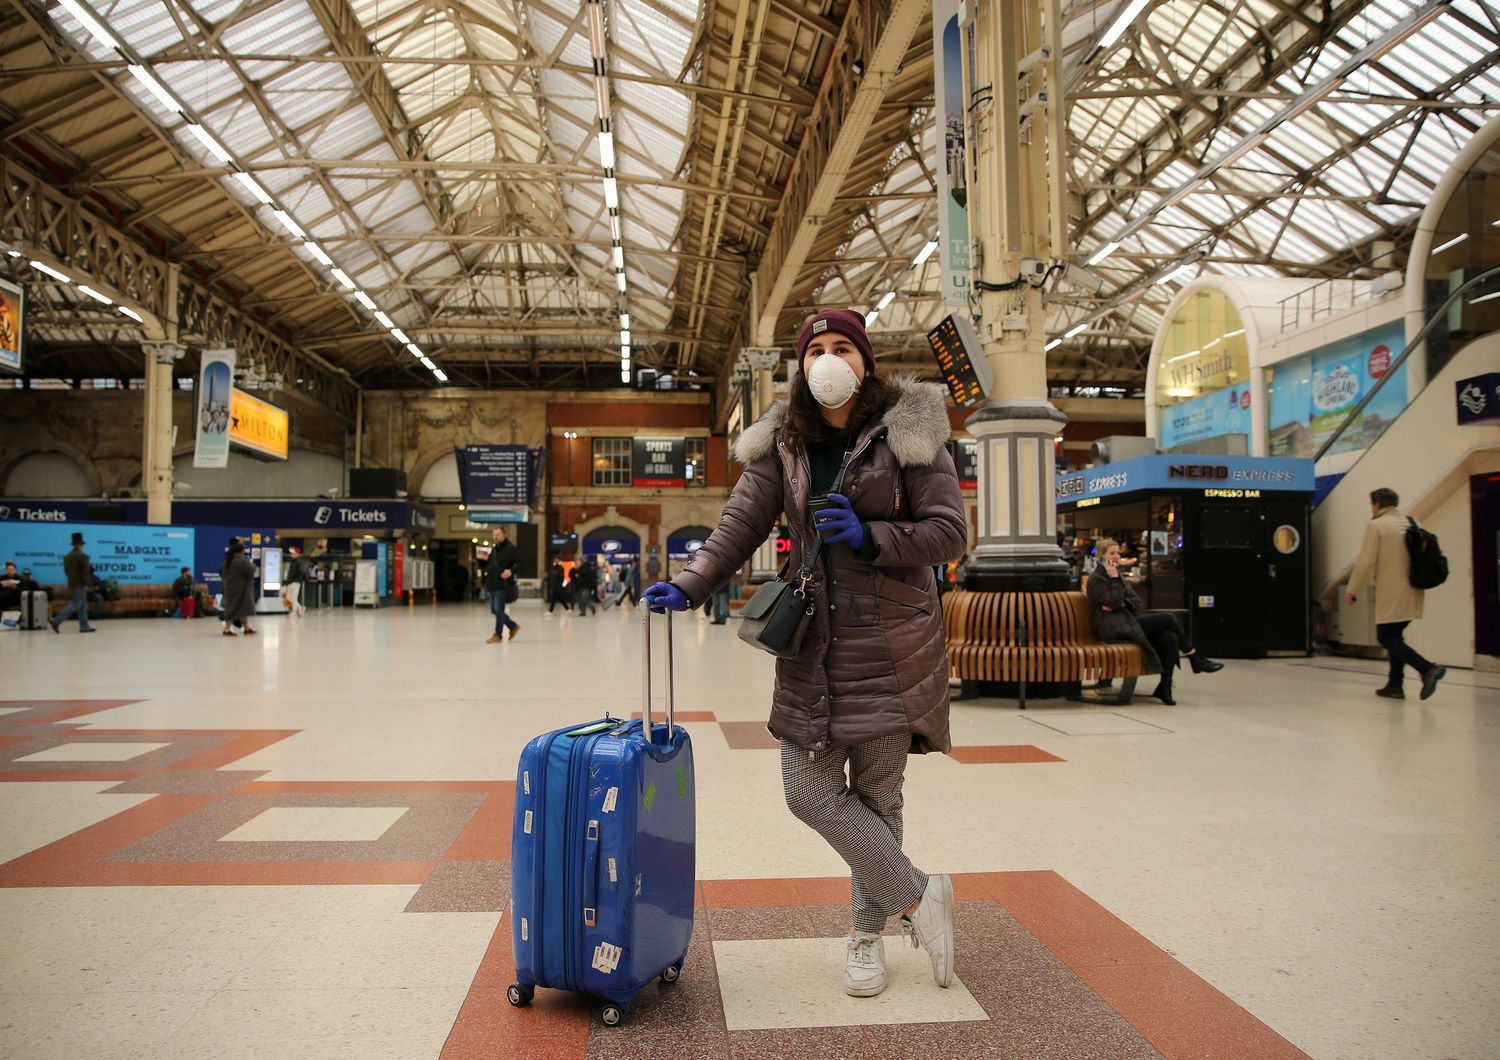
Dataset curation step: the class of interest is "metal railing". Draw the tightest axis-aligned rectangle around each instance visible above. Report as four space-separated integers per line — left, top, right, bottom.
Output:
1278 277 1383 331
1314 264 1500 462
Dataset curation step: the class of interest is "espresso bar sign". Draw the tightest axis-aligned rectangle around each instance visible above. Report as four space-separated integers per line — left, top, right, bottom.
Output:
632 437 686 488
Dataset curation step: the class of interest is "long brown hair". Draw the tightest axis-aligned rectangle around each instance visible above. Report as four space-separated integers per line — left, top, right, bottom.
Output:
782 368 894 452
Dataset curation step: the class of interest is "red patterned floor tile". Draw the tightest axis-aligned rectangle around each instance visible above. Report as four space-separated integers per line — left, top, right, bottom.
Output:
950 744 1065 764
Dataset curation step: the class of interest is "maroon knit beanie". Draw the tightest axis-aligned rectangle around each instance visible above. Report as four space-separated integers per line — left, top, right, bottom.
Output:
795 308 876 376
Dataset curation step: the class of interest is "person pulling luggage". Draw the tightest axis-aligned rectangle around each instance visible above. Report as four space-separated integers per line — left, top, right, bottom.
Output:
643 308 968 999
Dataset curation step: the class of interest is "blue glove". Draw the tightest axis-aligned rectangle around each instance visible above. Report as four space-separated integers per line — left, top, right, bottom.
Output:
813 493 866 552
642 582 689 613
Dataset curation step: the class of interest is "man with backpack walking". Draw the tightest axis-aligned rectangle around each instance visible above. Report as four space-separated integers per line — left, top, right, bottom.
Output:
1346 487 1446 701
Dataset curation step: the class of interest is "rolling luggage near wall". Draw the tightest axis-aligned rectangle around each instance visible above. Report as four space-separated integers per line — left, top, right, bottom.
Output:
508 604 695 1027
19 590 49 630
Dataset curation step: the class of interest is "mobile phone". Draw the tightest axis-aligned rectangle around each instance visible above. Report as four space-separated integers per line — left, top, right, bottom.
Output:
807 494 835 537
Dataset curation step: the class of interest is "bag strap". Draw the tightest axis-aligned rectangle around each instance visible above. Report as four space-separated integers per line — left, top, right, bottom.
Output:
792 448 856 592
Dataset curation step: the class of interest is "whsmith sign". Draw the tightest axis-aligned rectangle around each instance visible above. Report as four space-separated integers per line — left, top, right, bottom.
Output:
1055 455 1314 507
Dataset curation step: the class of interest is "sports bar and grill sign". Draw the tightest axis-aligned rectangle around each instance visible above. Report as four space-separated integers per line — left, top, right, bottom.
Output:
632 437 686 487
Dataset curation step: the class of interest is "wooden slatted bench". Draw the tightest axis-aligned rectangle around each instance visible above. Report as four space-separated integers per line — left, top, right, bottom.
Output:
942 589 1147 707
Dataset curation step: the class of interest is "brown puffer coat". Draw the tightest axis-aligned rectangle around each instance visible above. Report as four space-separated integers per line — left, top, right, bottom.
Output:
673 377 967 754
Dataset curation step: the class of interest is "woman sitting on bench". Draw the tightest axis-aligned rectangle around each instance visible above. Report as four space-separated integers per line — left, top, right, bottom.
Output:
1087 538 1222 705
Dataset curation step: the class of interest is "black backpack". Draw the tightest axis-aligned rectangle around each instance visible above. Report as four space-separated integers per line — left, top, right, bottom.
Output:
1405 518 1448 590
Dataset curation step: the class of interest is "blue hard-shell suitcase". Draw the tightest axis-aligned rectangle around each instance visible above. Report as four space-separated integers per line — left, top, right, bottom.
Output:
508 606 695 1026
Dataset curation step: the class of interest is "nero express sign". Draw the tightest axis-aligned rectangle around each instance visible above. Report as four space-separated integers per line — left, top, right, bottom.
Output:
1056 455 1314 506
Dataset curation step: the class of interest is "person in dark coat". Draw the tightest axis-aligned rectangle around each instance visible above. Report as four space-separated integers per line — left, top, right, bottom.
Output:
1086 538 1220 704
220 538 258 636
642 307 967 1001
482 529 521 643
50 532 96 633
574 560 599 616
546 560 570 613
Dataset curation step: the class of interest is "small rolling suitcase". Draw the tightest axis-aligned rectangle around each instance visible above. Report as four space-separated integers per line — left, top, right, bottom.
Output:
20 590 49 630
508 605 695 1026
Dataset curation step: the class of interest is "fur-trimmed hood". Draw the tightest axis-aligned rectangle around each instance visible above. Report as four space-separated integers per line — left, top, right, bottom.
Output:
732 375 952 468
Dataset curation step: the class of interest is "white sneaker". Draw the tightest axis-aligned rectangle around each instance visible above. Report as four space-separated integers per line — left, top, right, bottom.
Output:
844 932 886 997
902 873 954 987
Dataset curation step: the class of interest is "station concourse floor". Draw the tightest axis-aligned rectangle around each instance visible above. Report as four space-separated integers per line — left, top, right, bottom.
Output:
0 600 1496 1060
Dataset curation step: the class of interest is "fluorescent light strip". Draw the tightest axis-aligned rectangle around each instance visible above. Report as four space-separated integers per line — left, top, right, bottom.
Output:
602 177 619 209
1162 263 1195 284
1166 349 1200 364
620 313 630 330
616 272 627 293
29 260 71 282
78 285 111 304
391 329 410 344
912 239 939 267
355 291 376 311
1432 232 1468 255
598 132 615 169
620 329 631 345
1467 289 1500 305
119 306 143 322
127 65 182 114
1097 0 1150 50
433 369 448 383
620 369 631 383
864 310 879 327
235 171 272 205
373 311 394 329
1045 338 1062 351
187 124 232 164
1087 240 1120 266
612 246 624 269
407 343 424 358
419 356 436 370
271 210 305 239
1064 322 1088 339
331 269 356 290
303 242 332 267
876 291 896 311
621 345 631 359
56 0 119 49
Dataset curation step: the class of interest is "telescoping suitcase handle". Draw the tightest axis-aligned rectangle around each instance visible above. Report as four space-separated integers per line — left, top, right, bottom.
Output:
639 600 675 741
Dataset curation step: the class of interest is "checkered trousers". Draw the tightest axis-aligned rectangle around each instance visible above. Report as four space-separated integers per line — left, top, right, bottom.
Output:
780 733 929 933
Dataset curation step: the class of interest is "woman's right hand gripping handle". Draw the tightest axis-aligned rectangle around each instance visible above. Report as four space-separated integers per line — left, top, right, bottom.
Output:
642 582 690 613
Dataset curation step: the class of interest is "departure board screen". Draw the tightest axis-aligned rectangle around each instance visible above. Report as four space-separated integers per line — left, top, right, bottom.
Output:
927 314 991 408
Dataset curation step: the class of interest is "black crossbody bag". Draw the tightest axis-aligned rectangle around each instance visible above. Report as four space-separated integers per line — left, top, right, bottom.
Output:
736 450 853 659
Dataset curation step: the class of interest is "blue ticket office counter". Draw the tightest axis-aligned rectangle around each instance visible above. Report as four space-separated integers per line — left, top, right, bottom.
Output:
1056 456 1315 658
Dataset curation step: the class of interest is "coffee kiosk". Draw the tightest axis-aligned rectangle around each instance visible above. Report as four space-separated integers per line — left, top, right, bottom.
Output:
1056 455 1316 658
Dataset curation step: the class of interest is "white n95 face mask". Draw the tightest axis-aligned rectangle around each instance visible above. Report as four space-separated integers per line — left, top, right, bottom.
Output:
806 353 860 408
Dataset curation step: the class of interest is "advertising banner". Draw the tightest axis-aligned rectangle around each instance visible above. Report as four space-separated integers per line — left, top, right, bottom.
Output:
1056 455 1314 507
229 389 289 460
194 348 235 468
0 522 194 586
931 0 971 307
1268 321 1407 457
456 445 532 505
1159 384 1253 450
0 276 23 375
632 437 686 488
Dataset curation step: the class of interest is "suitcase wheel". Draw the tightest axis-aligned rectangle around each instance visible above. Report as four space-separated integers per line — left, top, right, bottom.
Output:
506 984 532 1007
598 1003 624 1027
660 963 682 984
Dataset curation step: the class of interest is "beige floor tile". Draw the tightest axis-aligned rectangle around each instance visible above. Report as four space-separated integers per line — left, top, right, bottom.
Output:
15 742 170 762
0 782 153 865
219 805 410 842
713 936 988 1030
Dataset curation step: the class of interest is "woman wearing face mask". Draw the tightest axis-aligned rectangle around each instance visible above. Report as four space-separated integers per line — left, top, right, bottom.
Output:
643 308 967 999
